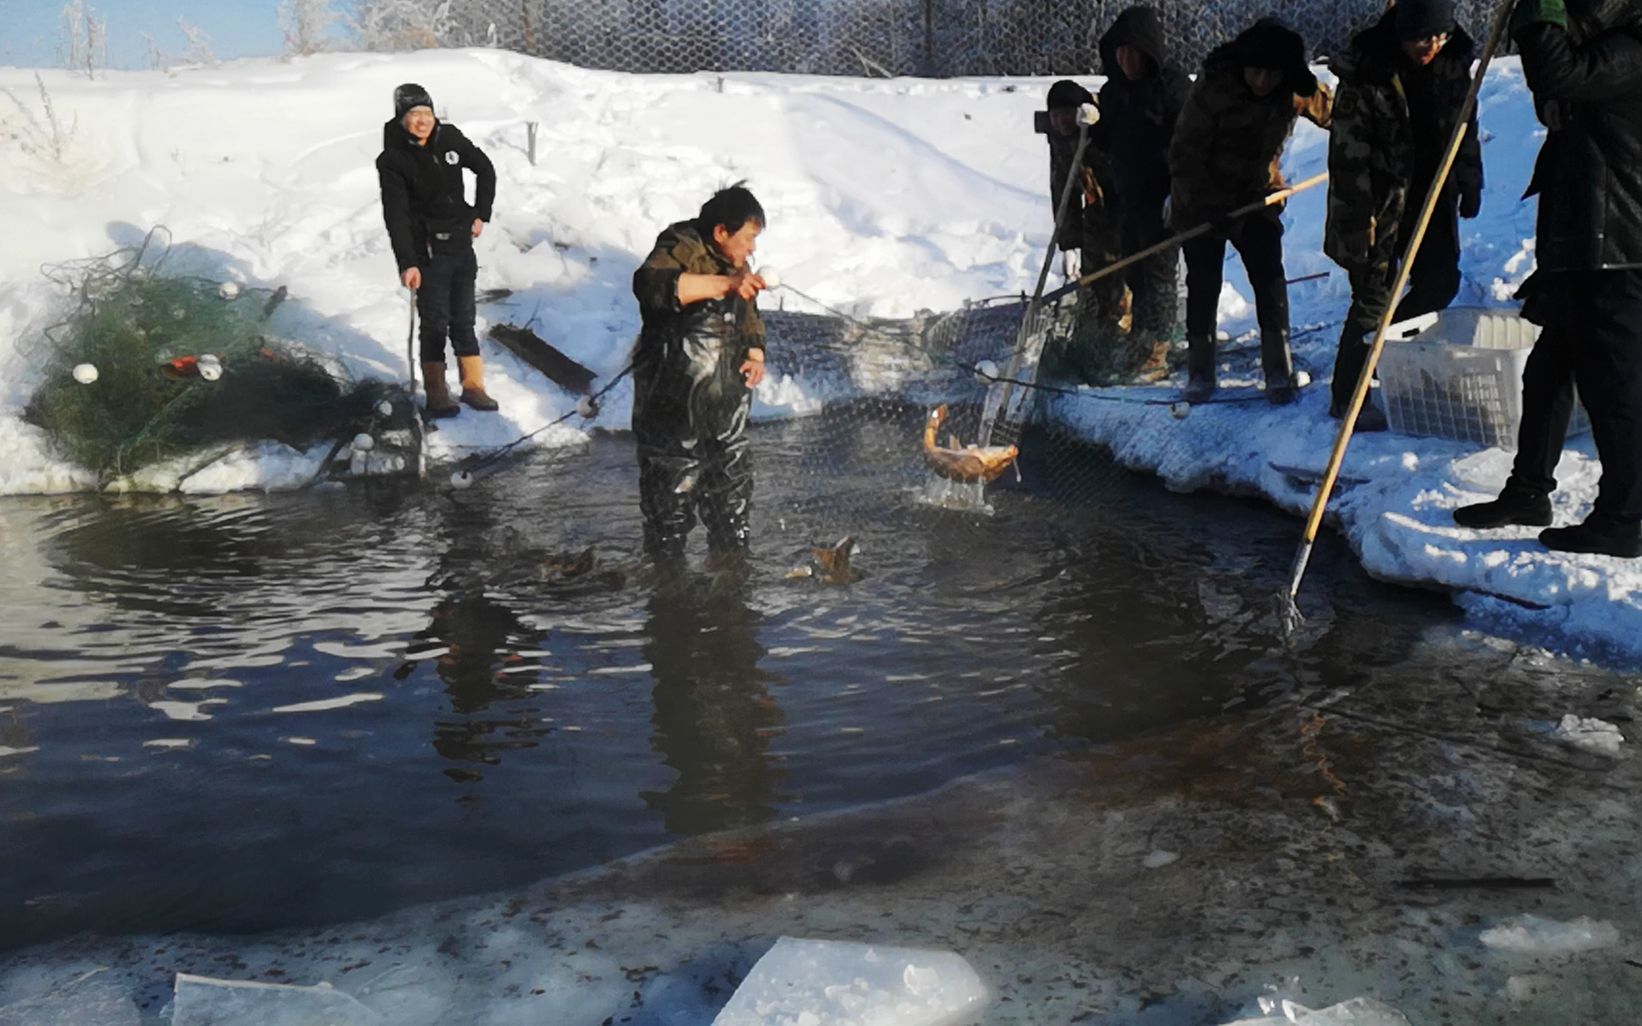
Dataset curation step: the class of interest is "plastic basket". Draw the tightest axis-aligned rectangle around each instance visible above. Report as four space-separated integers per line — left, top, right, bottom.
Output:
1377 307 1590 450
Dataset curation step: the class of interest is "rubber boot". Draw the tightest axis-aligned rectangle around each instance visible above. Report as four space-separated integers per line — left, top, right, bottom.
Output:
1182 333 1217 404
1453 479 1553 530
421 362 460 419
458 355 500 412
1262 329 1299 405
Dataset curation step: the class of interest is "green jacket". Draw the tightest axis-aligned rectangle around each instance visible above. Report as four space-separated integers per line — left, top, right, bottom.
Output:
632 221 766 363
1324 11 1483 272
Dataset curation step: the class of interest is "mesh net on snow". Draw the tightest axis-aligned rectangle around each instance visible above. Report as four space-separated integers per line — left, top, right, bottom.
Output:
23 230 420 483
373 0 1501 77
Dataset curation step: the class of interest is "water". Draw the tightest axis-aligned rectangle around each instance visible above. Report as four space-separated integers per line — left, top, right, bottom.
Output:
0 406 1562 954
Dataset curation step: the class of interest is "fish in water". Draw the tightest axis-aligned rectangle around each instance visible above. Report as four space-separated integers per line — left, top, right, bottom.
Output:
921 405 1018 483
787 536 860 585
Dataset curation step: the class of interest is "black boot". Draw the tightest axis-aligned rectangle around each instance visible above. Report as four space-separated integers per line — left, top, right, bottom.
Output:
1182 333 1217 404
1453 480 1553 529
1540 513 1642 558
1328 395 1389 432
1261 328 1298 405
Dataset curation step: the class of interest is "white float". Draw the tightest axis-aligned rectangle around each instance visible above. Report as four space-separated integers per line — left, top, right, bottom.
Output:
712 937 987 1026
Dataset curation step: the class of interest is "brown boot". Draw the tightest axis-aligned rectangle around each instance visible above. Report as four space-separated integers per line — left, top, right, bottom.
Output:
421 362 460 419
457 355 499 412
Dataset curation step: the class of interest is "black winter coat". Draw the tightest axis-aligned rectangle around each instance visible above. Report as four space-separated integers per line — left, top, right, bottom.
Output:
376 119 497 273
1089 6 1190 214
1520 7 1642 271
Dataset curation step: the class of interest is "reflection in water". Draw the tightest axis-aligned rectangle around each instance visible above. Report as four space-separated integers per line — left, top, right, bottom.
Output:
640 571 785 835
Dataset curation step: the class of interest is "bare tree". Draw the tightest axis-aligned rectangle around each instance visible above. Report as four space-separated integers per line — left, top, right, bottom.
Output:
279 0 342 57
352 0 458 50
178 19 219 66
59 1 107 78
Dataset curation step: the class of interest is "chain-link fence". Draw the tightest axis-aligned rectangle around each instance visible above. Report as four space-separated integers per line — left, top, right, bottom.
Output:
400 0 1499 77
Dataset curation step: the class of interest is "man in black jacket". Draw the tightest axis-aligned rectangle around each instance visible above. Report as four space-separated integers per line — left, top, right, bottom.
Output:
631 185 768 565
1453 0 1642 558
1087 5 1190 370
377 83 499 417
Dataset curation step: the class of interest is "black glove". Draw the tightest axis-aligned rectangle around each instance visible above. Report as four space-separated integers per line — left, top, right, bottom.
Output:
1460 187 1481 220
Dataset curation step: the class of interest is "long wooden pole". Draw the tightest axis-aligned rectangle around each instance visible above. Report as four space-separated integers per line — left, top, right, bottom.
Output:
1282 0 1516 617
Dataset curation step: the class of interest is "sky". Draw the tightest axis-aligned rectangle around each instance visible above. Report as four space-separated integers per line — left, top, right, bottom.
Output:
0 0 340 69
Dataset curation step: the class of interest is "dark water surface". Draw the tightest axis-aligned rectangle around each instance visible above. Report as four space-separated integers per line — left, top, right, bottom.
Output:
0 407 1503 950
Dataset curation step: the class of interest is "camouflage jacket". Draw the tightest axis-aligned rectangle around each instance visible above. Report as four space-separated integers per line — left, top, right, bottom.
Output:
1169 57 1332 230
1324 10 1483 272
632 221 766 363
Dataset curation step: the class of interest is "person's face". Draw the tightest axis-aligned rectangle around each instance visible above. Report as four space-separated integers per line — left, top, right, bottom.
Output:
1048 107 1079 137
402 106 435 143
1116 44 1150 81
1401 31 1449 66
713 220 762 269
1243 67 1283 98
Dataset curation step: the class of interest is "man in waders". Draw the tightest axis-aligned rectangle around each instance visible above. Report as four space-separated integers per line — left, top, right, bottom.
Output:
631 184 769 566
377 82 500 417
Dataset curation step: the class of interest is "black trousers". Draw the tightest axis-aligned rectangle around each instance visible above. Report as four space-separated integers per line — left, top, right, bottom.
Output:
1332 193 1461 407
1182 214 1288 338
1508 269 1642 523
632 337 755 559
417 241 479 364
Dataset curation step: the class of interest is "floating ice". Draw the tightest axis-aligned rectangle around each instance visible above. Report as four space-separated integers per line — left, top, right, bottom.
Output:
1549 715 1624 757
1220 996 1411 1025
711 937 987 1026
1142 850 1179 869
217 281 241 300
72 363 98 384
351 433 375 453
0 969 139 1026
1480 914 1620 954
376 400 394 418
171 973 383 1026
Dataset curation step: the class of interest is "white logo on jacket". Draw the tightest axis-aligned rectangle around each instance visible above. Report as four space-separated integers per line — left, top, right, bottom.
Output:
444 151 459 165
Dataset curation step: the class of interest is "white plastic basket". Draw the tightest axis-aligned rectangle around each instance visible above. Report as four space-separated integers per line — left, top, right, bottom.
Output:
1376 307 1590 450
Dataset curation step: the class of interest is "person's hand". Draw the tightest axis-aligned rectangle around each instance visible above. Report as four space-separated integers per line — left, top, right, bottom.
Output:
1077 102 1100 127
401 267 421 290
741 348 766 388
1460 187 1481 220
725 270 766 302
471 218 485 239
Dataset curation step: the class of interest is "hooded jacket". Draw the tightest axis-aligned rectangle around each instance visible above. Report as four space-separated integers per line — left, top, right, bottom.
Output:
376 119 497 273
1323 8 1482 272
1089 6 1191 214
1518 0 1642 271
1169 22 1332 230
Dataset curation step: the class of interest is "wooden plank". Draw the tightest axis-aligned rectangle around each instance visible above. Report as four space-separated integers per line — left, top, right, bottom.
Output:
487 323 596 395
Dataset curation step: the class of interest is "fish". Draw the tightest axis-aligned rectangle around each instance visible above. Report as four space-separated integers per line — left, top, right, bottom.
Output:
921 405 1018 483
787 535 860 585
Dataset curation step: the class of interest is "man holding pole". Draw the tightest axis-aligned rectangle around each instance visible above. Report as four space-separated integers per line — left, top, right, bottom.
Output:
1324 0 1483 431
1453 0 1642 558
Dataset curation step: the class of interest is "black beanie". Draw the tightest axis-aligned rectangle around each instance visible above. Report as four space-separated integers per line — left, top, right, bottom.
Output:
1234 18 1318 95
1395 0 1456 41
393 82 434 119
1046 79 1094 110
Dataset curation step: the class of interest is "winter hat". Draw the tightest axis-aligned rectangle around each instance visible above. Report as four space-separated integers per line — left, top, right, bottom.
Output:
1394 0 1456 41
1097 5 1167 73
1046 79 1094 110
393 83 434 119
1234 18 1318 94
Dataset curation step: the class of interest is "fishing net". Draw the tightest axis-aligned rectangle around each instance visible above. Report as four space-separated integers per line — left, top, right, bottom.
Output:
23 229 420 484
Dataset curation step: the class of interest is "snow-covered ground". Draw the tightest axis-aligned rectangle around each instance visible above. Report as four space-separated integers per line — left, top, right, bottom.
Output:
2 50 1636 663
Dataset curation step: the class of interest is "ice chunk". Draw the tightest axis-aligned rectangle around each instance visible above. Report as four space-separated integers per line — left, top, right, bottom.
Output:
713 937 987 1026
172 973 383 1026
1550 715 1624 757
1219 997 1410 1025
1480 914 1620 954
0 969 138 1026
